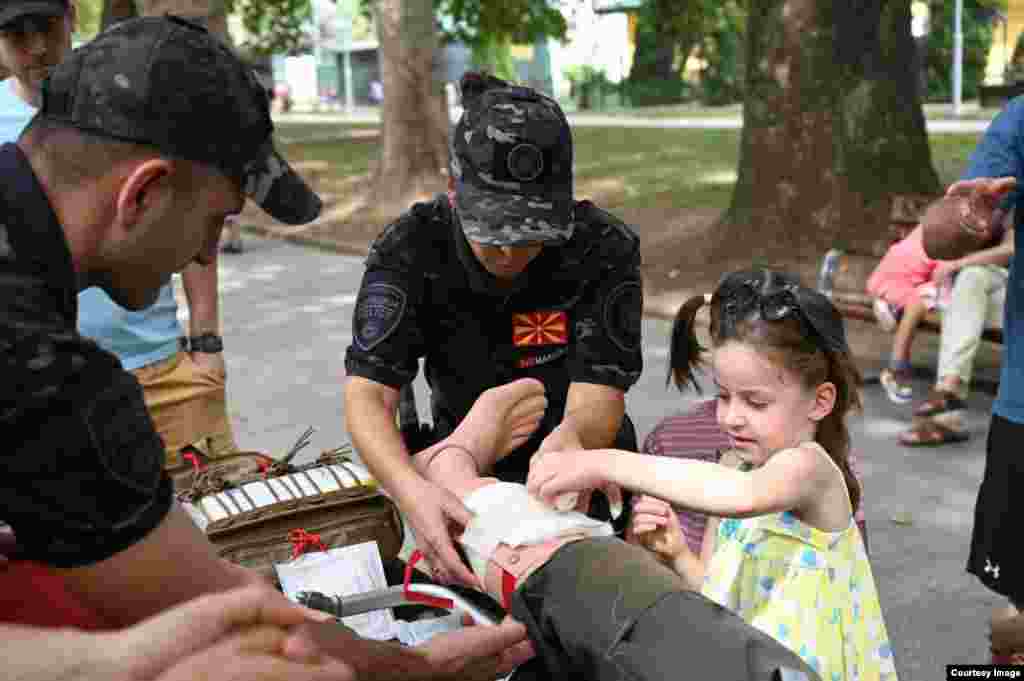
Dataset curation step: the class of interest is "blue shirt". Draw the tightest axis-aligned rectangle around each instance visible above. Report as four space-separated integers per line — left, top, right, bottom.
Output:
77 286 182 371
0 81 34 146
0 78 182 370
962 96 1024 423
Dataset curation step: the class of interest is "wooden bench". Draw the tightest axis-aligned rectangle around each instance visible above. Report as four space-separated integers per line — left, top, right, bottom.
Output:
816 194 1004 345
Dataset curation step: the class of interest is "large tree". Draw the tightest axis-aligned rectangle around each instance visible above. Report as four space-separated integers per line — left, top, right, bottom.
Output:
366 0 568 213
370 0 450 210
715 0 941 264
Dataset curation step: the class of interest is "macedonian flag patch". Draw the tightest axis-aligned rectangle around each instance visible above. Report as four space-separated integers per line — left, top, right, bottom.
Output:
512 311 569 347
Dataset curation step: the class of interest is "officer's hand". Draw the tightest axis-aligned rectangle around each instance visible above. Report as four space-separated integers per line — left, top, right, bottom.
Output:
154 625 354 681
283 615 533 681
108 585 339 681
399 477 480 587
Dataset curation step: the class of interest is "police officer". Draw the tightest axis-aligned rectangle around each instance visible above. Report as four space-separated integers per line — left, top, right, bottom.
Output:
344 73 644 586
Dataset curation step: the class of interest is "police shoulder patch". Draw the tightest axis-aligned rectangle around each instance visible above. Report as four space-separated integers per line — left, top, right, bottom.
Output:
354 282 408 352
603 281 643 353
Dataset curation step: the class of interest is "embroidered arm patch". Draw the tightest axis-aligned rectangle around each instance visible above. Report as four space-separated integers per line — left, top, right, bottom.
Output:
603 281 642 352
354 282 408 352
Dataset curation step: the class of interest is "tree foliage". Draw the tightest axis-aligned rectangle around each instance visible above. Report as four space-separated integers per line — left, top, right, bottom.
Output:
626 0 746 106
923 0 1001 100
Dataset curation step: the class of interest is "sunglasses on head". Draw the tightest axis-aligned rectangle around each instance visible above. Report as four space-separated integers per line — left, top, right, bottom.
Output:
715 272 849 355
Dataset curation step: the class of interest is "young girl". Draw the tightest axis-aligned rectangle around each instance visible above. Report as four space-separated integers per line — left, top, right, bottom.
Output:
528 268 898 681
866 224 946 404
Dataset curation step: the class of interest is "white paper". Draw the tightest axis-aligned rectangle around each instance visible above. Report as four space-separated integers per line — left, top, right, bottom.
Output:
275 541 396 641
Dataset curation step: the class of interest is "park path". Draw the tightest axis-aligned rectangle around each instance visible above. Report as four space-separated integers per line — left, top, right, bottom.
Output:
274 108 994 134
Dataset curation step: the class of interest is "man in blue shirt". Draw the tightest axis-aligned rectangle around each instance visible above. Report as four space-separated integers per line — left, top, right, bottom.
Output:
0 0 238 472
919 96 1024 659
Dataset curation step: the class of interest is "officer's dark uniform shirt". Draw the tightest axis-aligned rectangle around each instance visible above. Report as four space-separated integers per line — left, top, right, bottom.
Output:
345 196 644 483
0 143 173 567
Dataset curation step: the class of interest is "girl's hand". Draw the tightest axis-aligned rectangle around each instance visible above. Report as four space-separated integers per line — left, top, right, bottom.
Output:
629 495 687 563
527 449 611 508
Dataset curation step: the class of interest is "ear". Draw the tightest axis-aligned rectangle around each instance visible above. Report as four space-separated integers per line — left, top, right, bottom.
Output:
808 381 837 423
111 159 174 238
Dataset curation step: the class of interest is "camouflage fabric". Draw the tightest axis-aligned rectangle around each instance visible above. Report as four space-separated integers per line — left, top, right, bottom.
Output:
451 85 574 246
0 146 173 568
40 16 320 225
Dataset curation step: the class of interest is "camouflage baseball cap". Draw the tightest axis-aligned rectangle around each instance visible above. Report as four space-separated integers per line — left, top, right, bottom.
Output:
0 0 68 28
38 15 321 225
451 78 574 247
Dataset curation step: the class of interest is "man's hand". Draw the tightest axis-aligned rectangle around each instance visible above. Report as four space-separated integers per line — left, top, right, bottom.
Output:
107 585 340 681
398 476 480 587
155 626 354 681
945 177 1017 242
284 616 533 681
190 351 227 376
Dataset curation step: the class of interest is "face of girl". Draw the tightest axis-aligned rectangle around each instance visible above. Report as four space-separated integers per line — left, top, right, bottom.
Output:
712 340 828 467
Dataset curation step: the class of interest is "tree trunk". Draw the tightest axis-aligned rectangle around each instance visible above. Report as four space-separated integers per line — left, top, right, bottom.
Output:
370 0 448 211
101 0 137 30
717 0 940 265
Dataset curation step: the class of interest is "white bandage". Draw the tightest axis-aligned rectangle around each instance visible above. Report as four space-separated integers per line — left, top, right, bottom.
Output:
459 483 613 582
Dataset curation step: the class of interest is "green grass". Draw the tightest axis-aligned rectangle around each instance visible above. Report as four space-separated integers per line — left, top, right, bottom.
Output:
278 124 988 211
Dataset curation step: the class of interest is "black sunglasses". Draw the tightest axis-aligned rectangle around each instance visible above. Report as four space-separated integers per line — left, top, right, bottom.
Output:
716 273 849 355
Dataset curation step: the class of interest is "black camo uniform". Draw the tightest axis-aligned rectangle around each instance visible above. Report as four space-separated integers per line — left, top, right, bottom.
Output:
345 80 644 491
0 16 322 572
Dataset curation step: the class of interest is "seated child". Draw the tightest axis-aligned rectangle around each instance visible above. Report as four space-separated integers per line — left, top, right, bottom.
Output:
528 269 898 681
409 379 819 681
866 224 944 404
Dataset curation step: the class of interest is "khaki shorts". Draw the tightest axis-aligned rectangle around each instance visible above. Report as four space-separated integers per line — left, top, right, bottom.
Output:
132 350 237 470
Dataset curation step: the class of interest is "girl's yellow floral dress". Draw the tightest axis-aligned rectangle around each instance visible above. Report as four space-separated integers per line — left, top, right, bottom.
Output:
701 443 898 681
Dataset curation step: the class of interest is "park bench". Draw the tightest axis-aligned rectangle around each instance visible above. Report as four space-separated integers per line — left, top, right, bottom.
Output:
816 193 1004 345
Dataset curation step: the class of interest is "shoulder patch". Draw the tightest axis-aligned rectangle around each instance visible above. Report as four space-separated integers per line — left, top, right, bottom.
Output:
603 281 643 353
354 282 408 351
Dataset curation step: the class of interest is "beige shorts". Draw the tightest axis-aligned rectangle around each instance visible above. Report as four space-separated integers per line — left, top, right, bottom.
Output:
132 350 237 470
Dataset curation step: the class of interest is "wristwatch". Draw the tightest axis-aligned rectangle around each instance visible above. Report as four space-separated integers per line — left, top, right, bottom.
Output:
187 333 224 353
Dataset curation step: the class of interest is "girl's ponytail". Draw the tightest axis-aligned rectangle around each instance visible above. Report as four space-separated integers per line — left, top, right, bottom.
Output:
669 293 712 393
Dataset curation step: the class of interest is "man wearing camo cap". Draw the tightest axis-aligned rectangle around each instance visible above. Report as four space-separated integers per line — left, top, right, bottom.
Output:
0 19 532 681
345 73 643 587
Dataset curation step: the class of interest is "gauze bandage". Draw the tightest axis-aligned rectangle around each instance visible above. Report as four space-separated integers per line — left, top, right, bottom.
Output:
459 482 613 582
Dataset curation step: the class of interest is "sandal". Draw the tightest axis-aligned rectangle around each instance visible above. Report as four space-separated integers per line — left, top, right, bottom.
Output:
913 389 965 419
899 417 969 447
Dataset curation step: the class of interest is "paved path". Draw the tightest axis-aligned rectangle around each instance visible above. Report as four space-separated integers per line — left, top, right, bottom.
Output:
274 109 994 134
206 235 1003 681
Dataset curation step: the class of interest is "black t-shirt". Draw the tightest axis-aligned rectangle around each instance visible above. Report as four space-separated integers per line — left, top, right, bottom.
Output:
345 195 643 482
0 143 172 568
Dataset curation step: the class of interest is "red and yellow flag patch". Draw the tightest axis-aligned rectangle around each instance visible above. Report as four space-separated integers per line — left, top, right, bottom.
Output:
512 311 568 347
